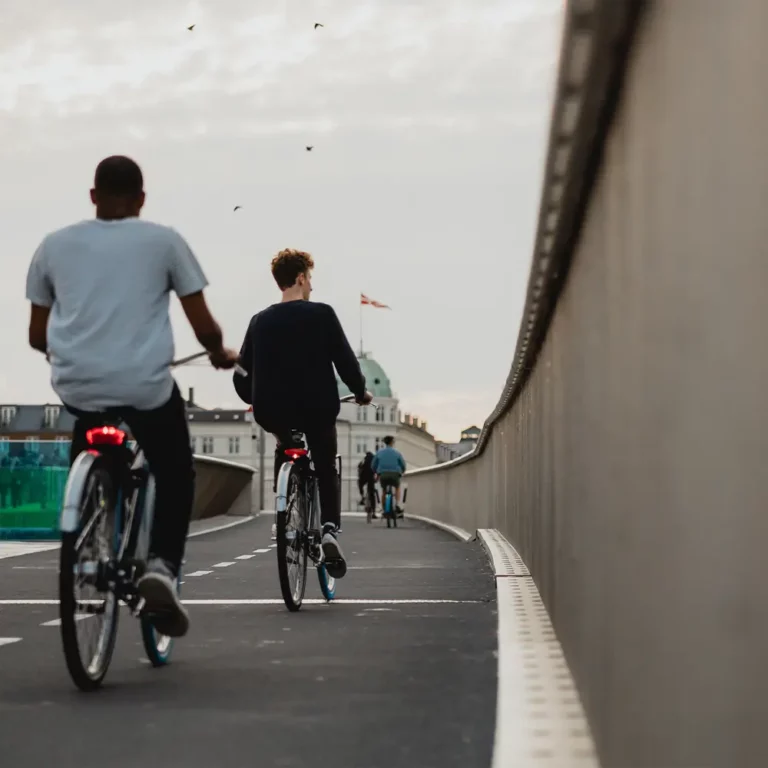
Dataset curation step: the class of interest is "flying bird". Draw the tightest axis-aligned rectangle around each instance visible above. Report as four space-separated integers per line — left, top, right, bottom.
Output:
314 23 324 29
305 146 313 152
187 24 195 31
233 205 242 211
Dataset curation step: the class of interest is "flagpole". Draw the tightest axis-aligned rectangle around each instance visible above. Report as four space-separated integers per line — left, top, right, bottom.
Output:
359 294 363 356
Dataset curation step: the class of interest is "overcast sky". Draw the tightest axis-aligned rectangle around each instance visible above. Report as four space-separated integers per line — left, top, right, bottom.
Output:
3 0 562 443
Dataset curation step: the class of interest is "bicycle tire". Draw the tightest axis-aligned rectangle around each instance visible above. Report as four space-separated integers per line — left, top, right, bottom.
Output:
59 458 120 691
276 467 308 611
317 564 336 601
140 567 181 667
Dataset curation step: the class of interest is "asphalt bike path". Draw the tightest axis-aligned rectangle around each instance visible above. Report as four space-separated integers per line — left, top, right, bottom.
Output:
0 514 497 768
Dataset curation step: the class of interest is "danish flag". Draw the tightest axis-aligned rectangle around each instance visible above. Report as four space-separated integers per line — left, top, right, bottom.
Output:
360 293 390 309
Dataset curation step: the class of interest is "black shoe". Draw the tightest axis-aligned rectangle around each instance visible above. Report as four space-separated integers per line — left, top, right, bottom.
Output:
321 523 347 579
137 558 189 637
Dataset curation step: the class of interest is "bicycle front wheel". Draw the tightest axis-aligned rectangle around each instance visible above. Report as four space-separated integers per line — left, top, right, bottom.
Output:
59 455 120 691
276 467 308 611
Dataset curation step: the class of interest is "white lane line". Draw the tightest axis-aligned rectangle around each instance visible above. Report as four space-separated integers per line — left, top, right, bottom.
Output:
212 561 236 568
0 598 483 606
41 615 92 628
235 554 255 560
407 514 474 543
253 548 270 554
187 515 255 538
0 638 22 647
0 543 59 560
268 544 277 549
186 570 213 577
484 529 598 768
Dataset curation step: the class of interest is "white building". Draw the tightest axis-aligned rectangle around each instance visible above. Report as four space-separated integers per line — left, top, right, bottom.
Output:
185 352 437 513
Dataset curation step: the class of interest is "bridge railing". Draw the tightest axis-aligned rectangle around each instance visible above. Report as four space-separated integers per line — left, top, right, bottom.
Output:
406 1 768 765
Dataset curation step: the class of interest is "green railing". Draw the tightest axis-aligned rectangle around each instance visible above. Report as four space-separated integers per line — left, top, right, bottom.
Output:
0 440 70 539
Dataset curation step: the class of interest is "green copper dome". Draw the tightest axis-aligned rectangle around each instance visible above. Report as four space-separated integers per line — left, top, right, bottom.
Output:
337 352 393 398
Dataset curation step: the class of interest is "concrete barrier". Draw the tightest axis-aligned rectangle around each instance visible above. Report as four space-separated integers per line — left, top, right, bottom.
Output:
406 1 768 765
192 455 255 521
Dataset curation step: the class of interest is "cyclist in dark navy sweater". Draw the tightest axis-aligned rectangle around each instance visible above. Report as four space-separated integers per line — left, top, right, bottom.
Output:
234 248 372 577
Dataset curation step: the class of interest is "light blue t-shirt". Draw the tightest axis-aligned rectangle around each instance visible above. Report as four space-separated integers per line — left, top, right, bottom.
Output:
372 445 406 475
25 218 208 411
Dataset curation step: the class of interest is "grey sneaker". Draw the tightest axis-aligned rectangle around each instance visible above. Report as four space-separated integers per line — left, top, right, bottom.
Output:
137 558 189 638
321 523 347 579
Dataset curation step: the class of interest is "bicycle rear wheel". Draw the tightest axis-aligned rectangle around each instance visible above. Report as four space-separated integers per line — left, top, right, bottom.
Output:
276 467 308 611
59 455 121 691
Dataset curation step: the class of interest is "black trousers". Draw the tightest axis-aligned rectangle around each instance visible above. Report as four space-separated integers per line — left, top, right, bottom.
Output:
269 424 340 528
66 382 194 573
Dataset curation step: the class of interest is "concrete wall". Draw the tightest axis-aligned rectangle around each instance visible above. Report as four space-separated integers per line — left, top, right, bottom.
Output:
406 1 768 766
192 455 255 520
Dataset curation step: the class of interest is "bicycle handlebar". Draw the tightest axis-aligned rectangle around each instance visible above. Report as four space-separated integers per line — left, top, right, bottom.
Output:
340 394 376 406
171 351 247 377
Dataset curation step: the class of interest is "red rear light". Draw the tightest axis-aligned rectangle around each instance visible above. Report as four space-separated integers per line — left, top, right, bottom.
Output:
284 448 308 460
85 426 126 446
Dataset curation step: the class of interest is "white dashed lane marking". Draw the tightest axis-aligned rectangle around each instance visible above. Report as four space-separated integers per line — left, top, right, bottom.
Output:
235 554 255 560
0 638 22 647
186 570 214 577
212 561 236 568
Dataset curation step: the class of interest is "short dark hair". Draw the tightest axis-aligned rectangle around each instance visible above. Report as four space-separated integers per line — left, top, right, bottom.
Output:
271 248 314 290
94 155 144 197
383 436 394 446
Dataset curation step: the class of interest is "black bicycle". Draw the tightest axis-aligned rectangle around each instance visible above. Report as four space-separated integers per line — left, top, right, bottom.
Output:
275 395 370 611
57 352 244 690
58 417 180 690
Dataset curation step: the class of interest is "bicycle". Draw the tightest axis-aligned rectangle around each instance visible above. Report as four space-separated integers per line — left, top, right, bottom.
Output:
275 394 371 611
364 483 377 524
381 479 398 529
57 351 244 691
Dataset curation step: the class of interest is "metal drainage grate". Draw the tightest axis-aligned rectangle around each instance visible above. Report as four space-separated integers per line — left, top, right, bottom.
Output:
477 528 530 577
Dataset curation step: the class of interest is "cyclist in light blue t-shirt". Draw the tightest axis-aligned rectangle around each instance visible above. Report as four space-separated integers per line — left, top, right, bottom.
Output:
372 436 406 517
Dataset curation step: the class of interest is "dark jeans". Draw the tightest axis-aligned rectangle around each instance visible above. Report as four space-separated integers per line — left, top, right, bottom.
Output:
270 425 340 528
66 382 194 573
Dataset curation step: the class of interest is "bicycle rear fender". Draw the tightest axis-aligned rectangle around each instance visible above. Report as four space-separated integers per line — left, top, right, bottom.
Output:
275 461 294 513
60 450 99 532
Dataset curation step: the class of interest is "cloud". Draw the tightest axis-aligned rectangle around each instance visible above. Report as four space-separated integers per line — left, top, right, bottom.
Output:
0 0 560 144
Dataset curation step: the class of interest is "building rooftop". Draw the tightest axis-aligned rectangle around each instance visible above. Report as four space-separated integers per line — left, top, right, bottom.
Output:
337 352 393 399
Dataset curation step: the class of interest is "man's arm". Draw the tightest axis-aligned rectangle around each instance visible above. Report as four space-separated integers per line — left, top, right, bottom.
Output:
167 230 237 367
325 305 366 399
28 305 51 354
233 320 254 405
398 451 406 474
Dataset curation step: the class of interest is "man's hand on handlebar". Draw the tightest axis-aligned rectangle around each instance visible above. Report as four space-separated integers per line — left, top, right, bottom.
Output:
209 347 240 370
355 390 374 405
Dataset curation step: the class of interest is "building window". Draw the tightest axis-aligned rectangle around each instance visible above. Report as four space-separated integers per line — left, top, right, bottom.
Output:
0 406 16 426
201 436 214 454
374 436 383 452
390 406 397 423
25 436 39 453
228 436 240 455
0 438 8 455
356 436 368 455
357 406 368 422
375 406 385 423
44 405 60 429
190 436 197 453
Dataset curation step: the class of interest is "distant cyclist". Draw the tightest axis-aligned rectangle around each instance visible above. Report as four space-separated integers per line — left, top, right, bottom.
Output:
25 155 239 637
372 436 406 516
233 248 372 578
357 451 377 519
